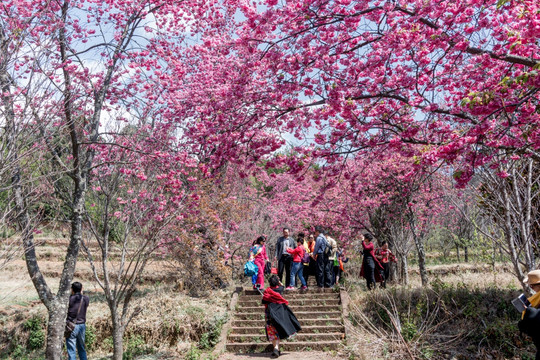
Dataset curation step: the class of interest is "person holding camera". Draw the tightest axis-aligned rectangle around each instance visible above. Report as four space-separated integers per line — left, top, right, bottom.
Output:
518 270 540 359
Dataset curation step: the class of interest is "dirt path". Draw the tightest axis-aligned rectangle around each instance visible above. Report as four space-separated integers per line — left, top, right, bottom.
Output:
218 351 345 360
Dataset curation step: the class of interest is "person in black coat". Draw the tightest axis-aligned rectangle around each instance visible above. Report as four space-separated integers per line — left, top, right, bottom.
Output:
262 275 301 358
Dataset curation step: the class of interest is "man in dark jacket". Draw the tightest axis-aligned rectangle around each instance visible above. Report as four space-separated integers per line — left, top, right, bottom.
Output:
274 228 296 288
313 226 332 288
66 282 89 360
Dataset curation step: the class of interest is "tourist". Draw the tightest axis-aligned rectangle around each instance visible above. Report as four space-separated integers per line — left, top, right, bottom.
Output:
66 282 89 360
326 234 338 286
262 275 301 358
360 233 383 290
250 235 269 290
375 241 397 288
313 226 332 288
286 237 308 290
334 248 348 285
274 228 296 288
303 234 316 285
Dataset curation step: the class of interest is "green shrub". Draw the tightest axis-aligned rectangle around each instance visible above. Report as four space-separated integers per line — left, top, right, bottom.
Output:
185 345 201 360
198 314 227 351
23 316 45 350
85 324 96 351
122 335 154 360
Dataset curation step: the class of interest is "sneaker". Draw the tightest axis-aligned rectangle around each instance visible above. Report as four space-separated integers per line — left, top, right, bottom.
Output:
286 286 296 290
271 348 280 358
300 285 308 290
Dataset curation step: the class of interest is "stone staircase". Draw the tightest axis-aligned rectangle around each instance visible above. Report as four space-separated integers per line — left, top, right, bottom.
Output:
224 280 346 353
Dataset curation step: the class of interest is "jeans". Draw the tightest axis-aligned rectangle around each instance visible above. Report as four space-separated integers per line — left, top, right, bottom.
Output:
66 323 87 360
290 261 306 287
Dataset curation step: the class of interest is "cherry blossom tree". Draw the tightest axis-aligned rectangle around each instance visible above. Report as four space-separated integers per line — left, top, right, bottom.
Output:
0 0 219 357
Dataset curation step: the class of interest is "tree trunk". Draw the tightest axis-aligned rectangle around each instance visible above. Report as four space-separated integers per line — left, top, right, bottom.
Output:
400 254 409 285
112 318 125 360
45 300 69 360
413 235 428 286
464 246 469 263
456 245 460 262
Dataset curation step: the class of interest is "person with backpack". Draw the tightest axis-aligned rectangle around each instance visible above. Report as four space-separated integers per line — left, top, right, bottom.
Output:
286 236 308 290
313 226 332 288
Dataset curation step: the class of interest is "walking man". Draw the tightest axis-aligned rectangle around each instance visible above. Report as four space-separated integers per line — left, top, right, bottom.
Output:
274 227 296 288
66 282 89 360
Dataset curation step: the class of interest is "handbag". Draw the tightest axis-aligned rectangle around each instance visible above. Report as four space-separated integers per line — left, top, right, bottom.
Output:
244 260 258 277
271 261 278 275
65 296 84 338
264 261 271 275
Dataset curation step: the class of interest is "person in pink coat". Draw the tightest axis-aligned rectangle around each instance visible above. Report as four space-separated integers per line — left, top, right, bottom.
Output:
250 235 269 289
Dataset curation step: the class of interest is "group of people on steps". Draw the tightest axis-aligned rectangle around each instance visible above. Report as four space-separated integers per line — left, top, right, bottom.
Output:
249 227 397 292
249 226 348 291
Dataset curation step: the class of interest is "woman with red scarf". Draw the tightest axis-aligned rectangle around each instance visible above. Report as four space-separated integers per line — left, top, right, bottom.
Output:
360 233 383 290
262 275 301 358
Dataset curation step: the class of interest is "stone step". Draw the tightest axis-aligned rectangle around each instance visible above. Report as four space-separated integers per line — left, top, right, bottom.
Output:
238 292 339 301
230 325 345 334
231 318 343 328
225 340 341 353
237 298 340 307
243 287 337 296
236 305 341 314
234 311 342 321
228 332 344 344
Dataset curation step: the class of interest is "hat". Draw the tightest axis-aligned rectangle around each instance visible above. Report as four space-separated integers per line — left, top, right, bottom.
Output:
524 270 540 285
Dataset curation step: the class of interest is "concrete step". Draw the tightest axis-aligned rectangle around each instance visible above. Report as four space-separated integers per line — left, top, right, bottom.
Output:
228 332 344 343
230 325 345 334
238 291 339 300
231 318 343 328
243 287 337 295
225 340 342 353
236 305 341 314
237 298 340 307
234 311 342 321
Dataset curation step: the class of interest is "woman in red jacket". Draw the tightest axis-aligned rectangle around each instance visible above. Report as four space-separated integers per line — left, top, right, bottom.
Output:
286 238 307 290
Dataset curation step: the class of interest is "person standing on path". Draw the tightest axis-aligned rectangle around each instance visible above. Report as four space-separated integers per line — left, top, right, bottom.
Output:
274 228 296 288
313 226 332 288
375 241 397 288
325 234 338 287
286 237 308 290
250 235 269 289
303 234 316 285
360 233 383 290
66 282 89 360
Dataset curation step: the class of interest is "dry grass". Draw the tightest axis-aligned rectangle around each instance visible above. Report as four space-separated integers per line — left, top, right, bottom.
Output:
345 265 530 360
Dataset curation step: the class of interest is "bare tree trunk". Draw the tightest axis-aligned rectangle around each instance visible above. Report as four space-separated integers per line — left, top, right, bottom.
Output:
112 315 125 360
464 246 468 263
456 245 460 262
400 255 409 285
